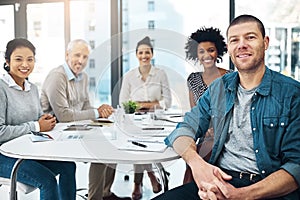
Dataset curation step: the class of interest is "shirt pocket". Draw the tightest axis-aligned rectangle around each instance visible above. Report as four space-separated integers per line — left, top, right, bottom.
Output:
263 116 289 156
263 117 288 129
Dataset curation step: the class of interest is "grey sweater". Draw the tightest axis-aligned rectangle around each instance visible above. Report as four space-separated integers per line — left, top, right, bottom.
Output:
0 79 41 144
40 65 96 122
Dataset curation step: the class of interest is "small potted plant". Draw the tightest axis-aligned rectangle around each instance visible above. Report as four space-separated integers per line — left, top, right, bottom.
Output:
122 100 139 114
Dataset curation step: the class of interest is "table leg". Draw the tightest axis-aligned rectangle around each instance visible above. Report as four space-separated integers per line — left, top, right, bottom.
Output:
10 158 24 200
153 163 169 192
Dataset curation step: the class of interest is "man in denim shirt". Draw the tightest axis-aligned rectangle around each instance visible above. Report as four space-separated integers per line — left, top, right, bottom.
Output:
153 15 300 200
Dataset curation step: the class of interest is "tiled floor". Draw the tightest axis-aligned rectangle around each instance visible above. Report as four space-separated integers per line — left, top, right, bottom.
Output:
0 159 186 200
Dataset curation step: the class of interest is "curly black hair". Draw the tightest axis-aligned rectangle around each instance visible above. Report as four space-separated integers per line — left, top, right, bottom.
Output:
185 27 227 64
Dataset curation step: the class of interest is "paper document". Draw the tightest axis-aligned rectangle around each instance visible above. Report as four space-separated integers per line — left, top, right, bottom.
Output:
63 124 92 131
93 118 114 123
64 134 84 140
30 135 53 142
118 138 167 152
155 116 183 123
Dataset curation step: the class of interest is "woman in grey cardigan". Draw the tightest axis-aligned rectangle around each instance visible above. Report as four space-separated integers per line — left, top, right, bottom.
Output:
0 38 76 200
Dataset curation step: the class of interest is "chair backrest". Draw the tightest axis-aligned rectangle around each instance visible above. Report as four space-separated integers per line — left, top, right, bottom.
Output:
0 177 36 194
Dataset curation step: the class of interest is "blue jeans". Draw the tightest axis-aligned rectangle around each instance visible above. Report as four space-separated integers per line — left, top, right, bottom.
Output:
0 154 76 200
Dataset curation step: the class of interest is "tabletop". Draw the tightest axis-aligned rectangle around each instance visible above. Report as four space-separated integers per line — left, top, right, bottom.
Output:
0 116 181 164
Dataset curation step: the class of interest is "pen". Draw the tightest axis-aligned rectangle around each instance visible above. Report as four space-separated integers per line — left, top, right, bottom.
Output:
142 127 164 130
131 141 147 148
31 131 53 140
169 115 182 118
86 124 103 127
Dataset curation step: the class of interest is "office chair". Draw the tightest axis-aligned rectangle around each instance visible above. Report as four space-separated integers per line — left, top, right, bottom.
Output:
0 177 37 194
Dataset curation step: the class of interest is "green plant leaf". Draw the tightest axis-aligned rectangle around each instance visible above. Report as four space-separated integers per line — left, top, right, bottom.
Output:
122 100 139 114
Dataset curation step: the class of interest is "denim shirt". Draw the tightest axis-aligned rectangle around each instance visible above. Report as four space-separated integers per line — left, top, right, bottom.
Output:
165 67 300 187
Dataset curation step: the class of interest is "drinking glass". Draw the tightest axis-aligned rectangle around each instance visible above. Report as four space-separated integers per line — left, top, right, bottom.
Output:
154 104 164 120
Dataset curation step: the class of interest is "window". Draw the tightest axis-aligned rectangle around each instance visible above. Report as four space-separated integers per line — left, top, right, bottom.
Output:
236 0 300 80
148 1 155 12
89 20 95 31
148 20 155 29
70 0 111 105
0 4 14 74
33 21 41 37
151 39 155 47
89 59 95 69
33 21 41 31
89 77 96 88
122 0 229 111
151 58 155 66
26 2 65 89
89 40 95 49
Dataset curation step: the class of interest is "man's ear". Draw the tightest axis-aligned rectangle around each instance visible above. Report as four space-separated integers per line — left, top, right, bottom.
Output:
264 36 270 50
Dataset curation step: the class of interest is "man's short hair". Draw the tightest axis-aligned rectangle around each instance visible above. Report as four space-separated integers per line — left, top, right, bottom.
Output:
227 14 265 38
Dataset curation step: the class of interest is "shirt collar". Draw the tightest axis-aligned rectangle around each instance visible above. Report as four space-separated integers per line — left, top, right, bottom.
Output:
225 66 270 97
135 65 154 78
255 67 271 96
63 63 83 82
0 72 31 91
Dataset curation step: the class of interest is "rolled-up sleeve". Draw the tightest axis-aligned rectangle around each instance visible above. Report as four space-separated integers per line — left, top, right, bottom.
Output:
164 92 212 147
165 126 197 147
281 162 300 185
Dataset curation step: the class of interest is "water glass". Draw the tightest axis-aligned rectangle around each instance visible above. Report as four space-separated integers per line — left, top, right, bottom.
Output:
154 105 164 119
114 105 124 125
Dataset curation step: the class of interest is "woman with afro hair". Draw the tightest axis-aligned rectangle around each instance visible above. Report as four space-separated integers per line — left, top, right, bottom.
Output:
186 27 231 107
183 27 232 183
